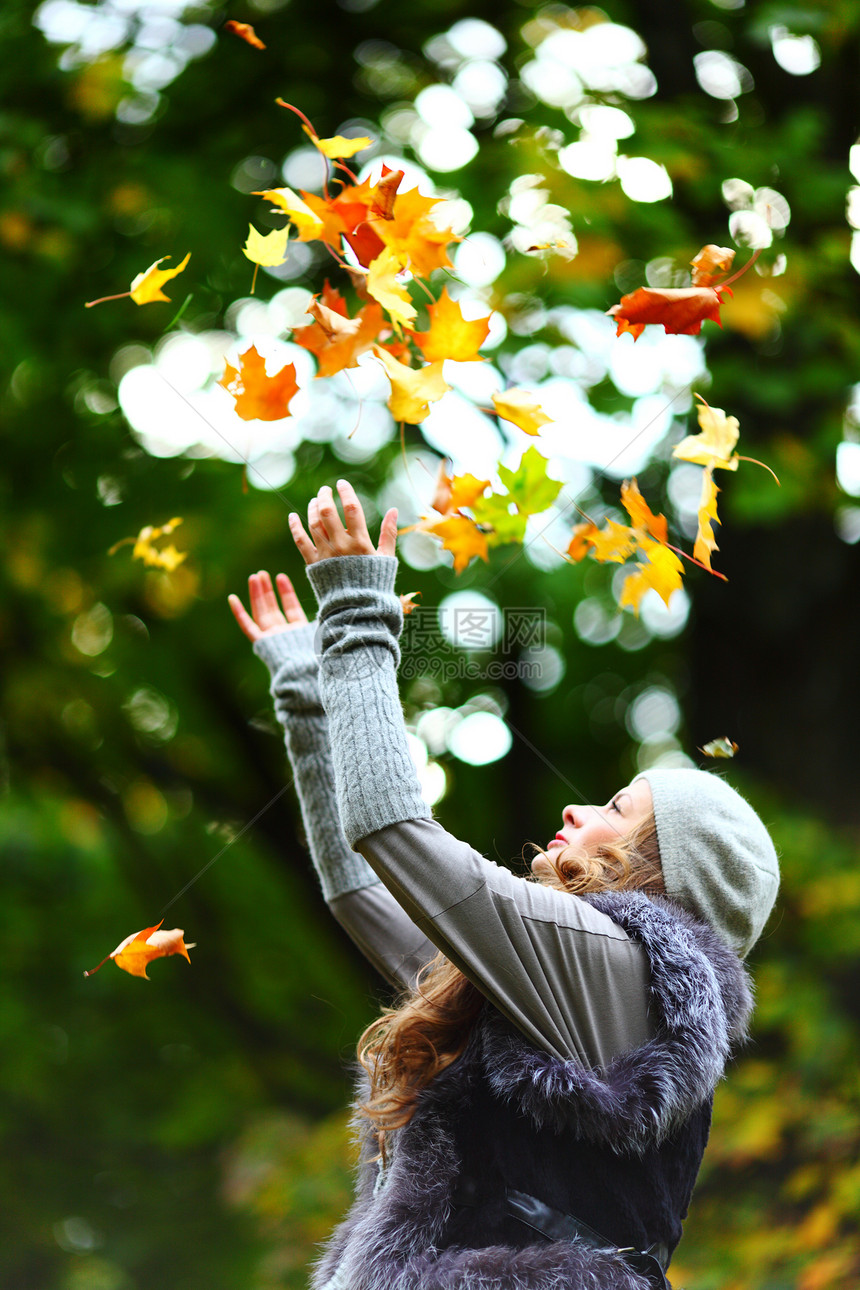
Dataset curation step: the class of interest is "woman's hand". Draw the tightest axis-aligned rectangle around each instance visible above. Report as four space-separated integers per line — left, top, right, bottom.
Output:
228 570 308 644
289 479 398 566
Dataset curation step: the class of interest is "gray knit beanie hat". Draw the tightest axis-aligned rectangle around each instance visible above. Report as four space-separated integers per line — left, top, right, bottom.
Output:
634 768 779 958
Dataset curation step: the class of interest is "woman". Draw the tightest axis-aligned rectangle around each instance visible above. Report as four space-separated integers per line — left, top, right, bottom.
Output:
229 479 779 1290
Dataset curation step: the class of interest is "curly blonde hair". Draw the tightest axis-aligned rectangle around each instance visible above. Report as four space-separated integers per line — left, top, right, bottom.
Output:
357 813 662 1154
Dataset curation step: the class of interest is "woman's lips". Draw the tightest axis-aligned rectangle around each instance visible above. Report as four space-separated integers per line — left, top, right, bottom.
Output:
547 833 568 848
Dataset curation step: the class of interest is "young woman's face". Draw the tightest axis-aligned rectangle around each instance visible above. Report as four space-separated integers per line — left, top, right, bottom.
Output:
531 778 654 878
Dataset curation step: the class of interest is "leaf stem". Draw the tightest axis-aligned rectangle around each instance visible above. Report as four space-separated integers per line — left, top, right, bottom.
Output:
84 291 131 308
83 954 111 977
665 542 728 581
720 246 763 288
735 455 781 485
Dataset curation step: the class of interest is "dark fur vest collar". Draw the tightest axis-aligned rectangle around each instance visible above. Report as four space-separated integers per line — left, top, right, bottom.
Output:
312 893 752 1290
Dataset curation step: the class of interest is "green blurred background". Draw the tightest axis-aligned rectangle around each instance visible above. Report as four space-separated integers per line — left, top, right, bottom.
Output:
2 0 859 1286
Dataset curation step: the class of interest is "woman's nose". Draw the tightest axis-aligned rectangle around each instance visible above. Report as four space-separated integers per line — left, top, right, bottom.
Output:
563 805 583 829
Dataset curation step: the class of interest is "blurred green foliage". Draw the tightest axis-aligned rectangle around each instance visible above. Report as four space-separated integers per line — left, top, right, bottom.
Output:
2 0 859 1286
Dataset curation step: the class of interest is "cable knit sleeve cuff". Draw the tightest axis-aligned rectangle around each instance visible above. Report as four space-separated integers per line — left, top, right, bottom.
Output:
304 554 431 847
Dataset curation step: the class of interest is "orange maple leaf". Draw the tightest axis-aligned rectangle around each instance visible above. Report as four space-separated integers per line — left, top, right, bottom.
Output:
224 20 265 49
85 920 195 980
293 283 386 377
399 591 421 615
422 515 489 573
691 244 735 286
219 345 299 421
414 287 490 363
430 460 491 515
608 284 728 340
620 478 669 545
376 186 462 278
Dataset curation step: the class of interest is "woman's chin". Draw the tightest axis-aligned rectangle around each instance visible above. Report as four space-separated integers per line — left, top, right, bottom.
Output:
530 854 556 880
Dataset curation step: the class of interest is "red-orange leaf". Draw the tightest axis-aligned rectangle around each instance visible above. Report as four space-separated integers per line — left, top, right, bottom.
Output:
85 920 196 980
218 345 299 421
224 20 265 49
293 283 386 378
607 285 728 340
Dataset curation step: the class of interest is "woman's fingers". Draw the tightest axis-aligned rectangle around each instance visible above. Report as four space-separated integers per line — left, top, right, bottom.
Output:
307 496 331 551
377 507 399 557
289 511 318 564
253 570 286 629
336 479 372 547
315 485 347 546
276 573 307 624
227 593 261 642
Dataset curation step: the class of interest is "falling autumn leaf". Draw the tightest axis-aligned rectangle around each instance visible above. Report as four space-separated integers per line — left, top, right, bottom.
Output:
302 125 373 159
492 389 553 437
372 168 405 219
109 517 187 572
366 246 417 332
423 515 489 573
399 591 421 615
376 185 462 278
414 287 490 362
700 736 739 759
430 460 491 515
243 224 289 268
84 920 195 980
673 395 741 471
691 244 735 285
372 347 449 423
568 518 638 564
620 478 669 544
694 467 721 570
131 252 192 305
618 538 685 613
608 284 728 340
254 187 324 241
219 345 299 421
224 20 265 49
293 282 385 378
85 253 191 309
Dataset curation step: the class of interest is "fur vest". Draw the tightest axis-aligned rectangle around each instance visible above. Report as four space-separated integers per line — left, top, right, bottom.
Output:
313 893 753 1290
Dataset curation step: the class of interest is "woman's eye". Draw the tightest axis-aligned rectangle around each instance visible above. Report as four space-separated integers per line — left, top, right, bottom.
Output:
611 800 621 812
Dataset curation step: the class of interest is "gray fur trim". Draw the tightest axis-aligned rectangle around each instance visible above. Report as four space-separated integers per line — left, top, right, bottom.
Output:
482 893 752 1153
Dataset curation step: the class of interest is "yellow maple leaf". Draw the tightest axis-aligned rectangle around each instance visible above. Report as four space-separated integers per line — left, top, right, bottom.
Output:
619 539 684 614
253 187 324 241
302 126 373 158
423 515 489 573
109 517 187 571
673 395 740 471
414 287 490 362
129 252 191 305
694 466 721 570
373 347 449 423
366 247 417 332
568 518 637 564
492 389 552 437
243 224 289 267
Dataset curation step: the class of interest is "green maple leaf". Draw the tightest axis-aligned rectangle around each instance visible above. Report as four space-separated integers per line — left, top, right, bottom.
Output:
471 492 528 546
497 446 563 516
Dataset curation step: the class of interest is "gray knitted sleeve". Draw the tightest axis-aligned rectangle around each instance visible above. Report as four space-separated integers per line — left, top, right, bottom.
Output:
253 623 379 900
305 555 431 844
252 622 435 984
